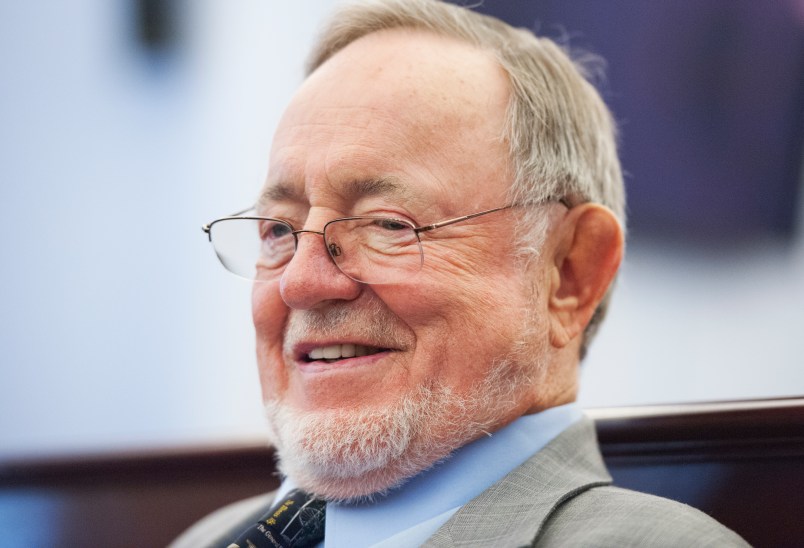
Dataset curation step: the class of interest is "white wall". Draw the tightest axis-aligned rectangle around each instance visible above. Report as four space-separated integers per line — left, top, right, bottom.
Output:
0 0 340 457
1 1 802 458
580 231 804 406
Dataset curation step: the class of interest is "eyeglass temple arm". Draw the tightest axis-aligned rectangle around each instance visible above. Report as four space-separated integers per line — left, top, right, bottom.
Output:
415 205 513 234
414 198 571 234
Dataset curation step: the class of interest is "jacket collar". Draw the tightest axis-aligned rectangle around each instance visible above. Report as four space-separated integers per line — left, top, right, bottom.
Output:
423 416 612 547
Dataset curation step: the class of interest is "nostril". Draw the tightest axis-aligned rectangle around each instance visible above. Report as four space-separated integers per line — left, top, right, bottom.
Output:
328 242 342 257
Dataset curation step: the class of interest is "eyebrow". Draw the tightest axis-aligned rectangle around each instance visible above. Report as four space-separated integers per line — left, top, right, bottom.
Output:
258 176 419 207
259 182 301 204
350 177 416 202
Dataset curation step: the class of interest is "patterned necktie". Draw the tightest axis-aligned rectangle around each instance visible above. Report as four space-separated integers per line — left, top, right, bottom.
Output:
227 489 326 548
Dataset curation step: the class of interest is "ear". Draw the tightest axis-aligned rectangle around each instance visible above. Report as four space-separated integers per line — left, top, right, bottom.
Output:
547 203 624 349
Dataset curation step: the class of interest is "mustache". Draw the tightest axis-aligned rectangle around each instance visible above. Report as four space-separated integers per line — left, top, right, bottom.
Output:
283 298 409 353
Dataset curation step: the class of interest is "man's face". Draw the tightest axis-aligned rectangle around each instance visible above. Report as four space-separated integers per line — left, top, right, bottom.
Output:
253 30 555 497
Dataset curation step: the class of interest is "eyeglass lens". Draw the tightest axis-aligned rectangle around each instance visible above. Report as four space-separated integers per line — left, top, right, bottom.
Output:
324 218 423 284
209 217 424 284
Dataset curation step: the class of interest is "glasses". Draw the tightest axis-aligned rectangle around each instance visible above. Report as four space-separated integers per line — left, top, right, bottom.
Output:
202 200 568 285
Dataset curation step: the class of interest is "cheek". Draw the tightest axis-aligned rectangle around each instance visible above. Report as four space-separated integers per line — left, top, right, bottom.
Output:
252 280 285 337
252 280 289 400
375 266 530 386
392 239 509 312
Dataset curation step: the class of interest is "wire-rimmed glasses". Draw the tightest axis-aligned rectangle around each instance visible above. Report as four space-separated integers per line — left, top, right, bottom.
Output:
202 200 568 285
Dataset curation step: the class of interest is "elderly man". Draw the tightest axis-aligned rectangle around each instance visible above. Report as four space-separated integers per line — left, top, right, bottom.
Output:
177 0 748 546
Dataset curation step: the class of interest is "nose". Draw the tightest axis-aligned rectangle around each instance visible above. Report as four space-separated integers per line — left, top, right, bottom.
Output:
279 228 362 309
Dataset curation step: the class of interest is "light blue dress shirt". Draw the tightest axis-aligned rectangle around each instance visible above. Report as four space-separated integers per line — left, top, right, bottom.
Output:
274 403 583 548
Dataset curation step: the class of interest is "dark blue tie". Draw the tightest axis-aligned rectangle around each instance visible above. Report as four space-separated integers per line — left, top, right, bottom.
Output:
227 489 326 548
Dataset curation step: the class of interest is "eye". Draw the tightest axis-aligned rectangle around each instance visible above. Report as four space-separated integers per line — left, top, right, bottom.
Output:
260 220 293 241
375 218 411 231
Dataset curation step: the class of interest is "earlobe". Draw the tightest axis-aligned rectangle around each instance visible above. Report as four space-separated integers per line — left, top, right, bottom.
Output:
548 204 623 348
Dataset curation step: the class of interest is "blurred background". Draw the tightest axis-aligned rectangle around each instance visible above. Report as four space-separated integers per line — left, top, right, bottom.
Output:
1 0 802 460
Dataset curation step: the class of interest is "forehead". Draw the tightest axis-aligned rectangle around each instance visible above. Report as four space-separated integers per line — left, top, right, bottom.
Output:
264 29 513 211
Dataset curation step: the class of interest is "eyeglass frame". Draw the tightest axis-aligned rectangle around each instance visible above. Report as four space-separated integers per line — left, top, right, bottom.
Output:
202 197 572 284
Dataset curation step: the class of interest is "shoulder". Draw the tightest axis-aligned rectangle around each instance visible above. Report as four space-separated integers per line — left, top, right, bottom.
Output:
168 491 276 548
535 485 750 547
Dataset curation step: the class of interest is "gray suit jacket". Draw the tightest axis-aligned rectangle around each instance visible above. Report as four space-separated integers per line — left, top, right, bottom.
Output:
171 417 749 547
423 417 749 547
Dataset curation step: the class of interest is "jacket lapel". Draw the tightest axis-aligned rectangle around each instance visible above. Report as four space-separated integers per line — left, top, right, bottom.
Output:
423 416 612 547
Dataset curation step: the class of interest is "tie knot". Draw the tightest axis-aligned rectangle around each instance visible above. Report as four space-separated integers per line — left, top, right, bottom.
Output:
229 489 326 548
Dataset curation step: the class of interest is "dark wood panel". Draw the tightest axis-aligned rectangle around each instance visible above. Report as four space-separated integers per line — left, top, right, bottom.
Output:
588 398 804 548
0 446 280 547
593 397 804 460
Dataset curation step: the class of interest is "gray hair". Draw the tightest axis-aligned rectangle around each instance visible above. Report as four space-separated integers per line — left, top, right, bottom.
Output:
306 0 625 358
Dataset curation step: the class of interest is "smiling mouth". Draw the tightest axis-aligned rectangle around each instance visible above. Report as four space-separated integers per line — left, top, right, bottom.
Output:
304 344 387 363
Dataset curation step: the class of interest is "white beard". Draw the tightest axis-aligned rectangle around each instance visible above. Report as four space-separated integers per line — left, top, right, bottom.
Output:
264 353 539 502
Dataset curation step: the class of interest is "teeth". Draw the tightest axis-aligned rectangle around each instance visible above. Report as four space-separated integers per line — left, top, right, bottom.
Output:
322 346 341 359
307 344 379 361
308 347 326 360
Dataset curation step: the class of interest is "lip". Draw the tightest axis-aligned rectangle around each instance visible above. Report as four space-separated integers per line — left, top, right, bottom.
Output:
296 349 394 373
291 341 397 373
